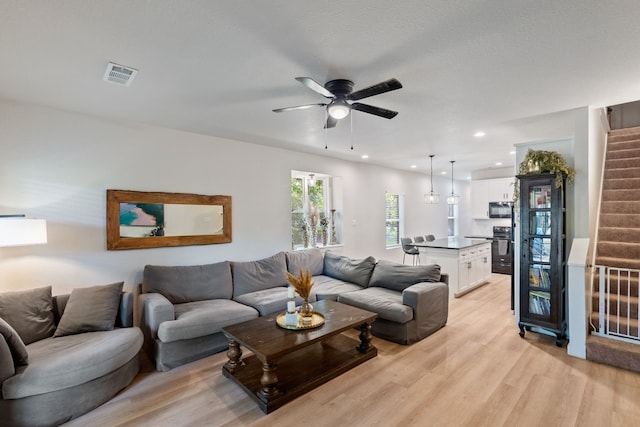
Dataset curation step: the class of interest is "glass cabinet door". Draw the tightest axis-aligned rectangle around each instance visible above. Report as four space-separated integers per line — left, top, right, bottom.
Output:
518 173 566 343
524 183 554 321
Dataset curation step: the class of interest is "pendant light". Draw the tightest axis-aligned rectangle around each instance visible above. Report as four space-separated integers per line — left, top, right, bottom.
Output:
446 160 459 205
424 155 440 204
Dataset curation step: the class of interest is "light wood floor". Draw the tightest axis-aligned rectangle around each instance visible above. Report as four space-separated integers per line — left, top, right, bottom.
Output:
65 275 640 427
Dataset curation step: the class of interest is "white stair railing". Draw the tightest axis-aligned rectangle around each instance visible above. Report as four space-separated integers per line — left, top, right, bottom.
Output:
592 265 640 344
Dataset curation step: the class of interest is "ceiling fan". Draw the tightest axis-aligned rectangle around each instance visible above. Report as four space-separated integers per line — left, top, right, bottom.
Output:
273 77 402 128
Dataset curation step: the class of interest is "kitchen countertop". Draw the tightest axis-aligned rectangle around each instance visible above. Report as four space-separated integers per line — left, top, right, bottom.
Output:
414 237 492 250
463 235 494 240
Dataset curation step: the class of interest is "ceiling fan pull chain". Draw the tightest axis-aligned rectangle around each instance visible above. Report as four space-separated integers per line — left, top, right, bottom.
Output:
324 109 328 149
350 112 354 150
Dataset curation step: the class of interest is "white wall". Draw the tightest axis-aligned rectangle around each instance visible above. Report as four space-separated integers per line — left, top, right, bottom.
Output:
0 99 458 294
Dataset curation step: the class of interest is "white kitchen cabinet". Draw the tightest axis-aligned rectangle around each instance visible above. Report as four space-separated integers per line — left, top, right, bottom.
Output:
418 239 492 298
471 178 514 218
487 178 514 202
471 180 489 219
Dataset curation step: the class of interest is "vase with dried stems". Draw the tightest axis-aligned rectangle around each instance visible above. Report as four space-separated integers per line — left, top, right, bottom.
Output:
286 268 315 323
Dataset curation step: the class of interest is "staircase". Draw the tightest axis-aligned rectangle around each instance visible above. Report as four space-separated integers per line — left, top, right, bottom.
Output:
587 126 640 372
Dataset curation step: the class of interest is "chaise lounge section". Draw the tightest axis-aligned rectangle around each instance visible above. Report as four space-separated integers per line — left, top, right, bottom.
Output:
0 284 143 427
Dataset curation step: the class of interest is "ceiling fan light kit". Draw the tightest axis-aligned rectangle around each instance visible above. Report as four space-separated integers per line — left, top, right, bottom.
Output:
327 99 351 119
274 77 402 129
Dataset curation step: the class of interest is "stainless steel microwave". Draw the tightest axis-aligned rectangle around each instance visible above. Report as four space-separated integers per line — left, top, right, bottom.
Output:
489 202 513 218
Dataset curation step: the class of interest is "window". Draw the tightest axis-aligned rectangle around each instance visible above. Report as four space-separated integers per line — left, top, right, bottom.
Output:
385 192 403 248
448 203 458 237
291 171 340 249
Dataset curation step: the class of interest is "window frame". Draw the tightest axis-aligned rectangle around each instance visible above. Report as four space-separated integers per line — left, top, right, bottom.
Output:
385 192 404 249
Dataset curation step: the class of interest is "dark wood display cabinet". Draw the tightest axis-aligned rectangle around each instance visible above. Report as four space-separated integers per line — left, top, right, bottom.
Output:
517 173 567 346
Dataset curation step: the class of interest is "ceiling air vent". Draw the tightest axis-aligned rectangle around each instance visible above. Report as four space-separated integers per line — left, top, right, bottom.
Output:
103 62 138 86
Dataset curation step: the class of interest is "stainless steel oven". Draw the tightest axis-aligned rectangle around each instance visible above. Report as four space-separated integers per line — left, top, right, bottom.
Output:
492 226 512 274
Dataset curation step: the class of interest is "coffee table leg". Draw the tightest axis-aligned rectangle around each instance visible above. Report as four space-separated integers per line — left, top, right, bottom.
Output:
224 338 243 373
258 361 279 401
357 322 374 353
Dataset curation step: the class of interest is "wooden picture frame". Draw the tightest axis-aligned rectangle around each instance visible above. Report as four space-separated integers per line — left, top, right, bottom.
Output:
106 189 232 250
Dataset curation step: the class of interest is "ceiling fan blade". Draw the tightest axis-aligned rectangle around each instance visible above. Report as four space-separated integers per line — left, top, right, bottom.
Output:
324 116 338 129
273 103 327 113
295 77 335 98
347 78 402 101
351 102 398 119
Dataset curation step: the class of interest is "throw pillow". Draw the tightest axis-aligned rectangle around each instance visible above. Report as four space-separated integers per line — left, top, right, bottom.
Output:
369 260 442 292
286 248 324 276
323 251 376 287
0 317 29 365
0 286 56 345
142 261 233 304
54 282 124 337
232 252 288 298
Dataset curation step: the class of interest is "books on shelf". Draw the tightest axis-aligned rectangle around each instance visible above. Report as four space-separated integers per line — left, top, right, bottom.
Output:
529 265 551 289
529 290 551 316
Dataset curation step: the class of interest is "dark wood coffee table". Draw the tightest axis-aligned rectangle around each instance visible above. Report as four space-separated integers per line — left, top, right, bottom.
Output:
221 299 377 413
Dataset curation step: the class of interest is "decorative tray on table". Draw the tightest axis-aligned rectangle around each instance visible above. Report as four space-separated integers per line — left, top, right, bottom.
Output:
276 312 325 330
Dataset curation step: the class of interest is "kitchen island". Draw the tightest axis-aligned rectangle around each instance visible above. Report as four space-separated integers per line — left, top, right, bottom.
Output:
415 238 491 298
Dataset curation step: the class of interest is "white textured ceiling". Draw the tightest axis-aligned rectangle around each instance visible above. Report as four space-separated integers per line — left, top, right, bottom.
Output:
2 1 640 177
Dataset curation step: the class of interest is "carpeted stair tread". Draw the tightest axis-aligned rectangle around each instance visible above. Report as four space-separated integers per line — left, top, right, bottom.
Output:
604 167 640 180
586 335 640 373
598 227 640 243
599 213 640 228
601 188 640 202
592 271 640 295
602 177 640 190
600 201 640 214
597 242 640 259
608 138 640 148
592 293 639 318
606 157 640 169
595 256 640 271
606 147 640 160
590 312 639 337
608 125 640 138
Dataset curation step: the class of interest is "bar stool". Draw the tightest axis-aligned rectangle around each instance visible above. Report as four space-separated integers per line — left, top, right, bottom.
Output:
401 237 420 265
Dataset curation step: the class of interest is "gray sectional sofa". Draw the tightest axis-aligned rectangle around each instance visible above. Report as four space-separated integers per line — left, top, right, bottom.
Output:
0 284 143 427
139 249 449 371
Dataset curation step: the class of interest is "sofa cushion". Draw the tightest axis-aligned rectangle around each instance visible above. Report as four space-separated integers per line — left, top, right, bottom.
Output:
54 282 124 337
0 317 29 366
232 252 288 298
157 300 258 343
142 261 233 304
338 287 413 323
0 286 55 345
2 327 143 399
312 275 364 301
369 260 442 292
286 249 324 276
323 251 376 287
234 287 306 316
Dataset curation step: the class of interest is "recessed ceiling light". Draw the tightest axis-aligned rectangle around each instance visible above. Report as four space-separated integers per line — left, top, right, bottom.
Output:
474 131 486 138
509 150 516 155
441 171 447 175
410 164 417 168
361 154 369 159
496 162 503 166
